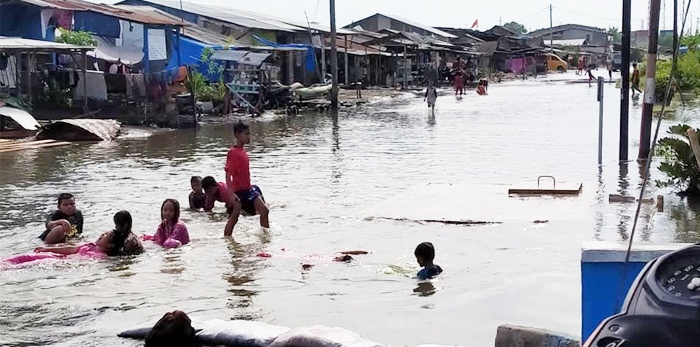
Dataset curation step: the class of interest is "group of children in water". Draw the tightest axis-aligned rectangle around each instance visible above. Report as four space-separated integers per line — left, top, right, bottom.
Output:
3 122 443 280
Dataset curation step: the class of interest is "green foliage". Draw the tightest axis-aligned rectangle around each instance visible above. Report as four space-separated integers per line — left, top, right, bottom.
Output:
643 48 700 101
608 27 621 43
54 28 97 46
200 47 224 77
185 71 206 95
656 124 700 195
503 21 527 35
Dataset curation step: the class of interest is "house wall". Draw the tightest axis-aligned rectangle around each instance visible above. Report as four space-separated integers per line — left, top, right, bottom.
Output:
548 28 608 46
0 3 43 39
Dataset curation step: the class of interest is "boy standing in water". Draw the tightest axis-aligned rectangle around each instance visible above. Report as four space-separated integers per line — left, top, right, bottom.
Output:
415 242 443 280
223 122 269 236
40 193 84 244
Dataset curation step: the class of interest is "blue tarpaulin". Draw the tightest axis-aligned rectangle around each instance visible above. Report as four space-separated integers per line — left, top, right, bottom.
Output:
253 35 317 73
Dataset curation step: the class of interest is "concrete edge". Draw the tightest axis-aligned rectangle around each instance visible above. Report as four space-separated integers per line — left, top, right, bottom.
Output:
581 241 693 263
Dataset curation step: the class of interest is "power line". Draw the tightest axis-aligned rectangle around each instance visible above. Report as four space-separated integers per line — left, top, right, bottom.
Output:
514 6 550 23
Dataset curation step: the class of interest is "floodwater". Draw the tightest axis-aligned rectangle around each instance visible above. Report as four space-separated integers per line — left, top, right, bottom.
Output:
2 71 700 347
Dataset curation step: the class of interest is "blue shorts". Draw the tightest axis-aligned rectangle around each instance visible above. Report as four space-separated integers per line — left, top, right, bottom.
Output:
229 185 264 216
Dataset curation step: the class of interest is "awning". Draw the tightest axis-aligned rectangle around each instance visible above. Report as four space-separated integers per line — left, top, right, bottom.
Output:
0 106 41 130
210 50 247 62
211 50 271 66
238 52 271 66
87 36 144 65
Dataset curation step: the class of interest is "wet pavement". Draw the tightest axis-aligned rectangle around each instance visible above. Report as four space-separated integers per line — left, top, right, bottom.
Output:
1 71 700 346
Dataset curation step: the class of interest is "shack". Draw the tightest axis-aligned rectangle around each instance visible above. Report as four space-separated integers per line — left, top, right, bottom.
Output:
0 36 92 113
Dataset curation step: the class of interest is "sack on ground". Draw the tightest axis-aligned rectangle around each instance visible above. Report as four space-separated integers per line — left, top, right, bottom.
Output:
195 319 290 347
269 325 383 347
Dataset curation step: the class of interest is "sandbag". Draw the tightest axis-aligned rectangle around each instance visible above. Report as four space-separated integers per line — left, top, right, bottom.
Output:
196 319 290 347
269 326 383 347
118 316 205 340
117 326 153 339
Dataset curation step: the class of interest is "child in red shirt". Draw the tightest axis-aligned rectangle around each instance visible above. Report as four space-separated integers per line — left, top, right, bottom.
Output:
222 122 269 236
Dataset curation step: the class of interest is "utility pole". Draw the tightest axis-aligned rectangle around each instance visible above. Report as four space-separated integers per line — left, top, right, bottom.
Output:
638 0 662 160
620 0 632 161
329 0 338 109
549 4 554 53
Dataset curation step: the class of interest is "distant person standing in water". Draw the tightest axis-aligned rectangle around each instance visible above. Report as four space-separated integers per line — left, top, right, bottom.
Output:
631 63 642 96
607 60 613 81
424 81 437 111
223 122 270 237
454 70 464 96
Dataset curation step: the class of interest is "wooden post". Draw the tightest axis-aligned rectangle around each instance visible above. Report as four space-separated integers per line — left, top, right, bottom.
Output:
638 0 662 160
620 0 632 161
320 33 326 80
329 0 338 109
82 50 88 112
27 53 32 106
344 35 349 85
143 26 150 75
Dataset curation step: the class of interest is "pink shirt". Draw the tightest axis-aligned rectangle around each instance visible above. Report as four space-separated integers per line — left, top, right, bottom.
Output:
76 243 107 259
204 182 233 211
153 220 190 248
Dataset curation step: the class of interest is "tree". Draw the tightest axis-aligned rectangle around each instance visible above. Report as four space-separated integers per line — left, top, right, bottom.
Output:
608 27 621 43
54 28 96 46
503 21 527 35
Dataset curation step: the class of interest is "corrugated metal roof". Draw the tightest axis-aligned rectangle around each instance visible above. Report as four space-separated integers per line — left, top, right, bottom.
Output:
0 36 91 50
375 13 457 39
210 50 247 61
133 0 298 32
210 50 271 66
17 0 185 25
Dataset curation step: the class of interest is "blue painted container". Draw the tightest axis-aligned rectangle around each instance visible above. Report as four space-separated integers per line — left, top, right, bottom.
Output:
580 242 691 341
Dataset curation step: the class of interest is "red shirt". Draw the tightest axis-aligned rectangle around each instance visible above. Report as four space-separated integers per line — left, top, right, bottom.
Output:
204 182 234 211
225 146 252 192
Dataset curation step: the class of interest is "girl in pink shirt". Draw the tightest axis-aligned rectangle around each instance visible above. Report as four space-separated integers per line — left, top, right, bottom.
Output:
143 199 190 248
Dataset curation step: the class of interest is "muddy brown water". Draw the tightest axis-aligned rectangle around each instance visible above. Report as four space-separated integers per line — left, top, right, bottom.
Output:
1 71 700 346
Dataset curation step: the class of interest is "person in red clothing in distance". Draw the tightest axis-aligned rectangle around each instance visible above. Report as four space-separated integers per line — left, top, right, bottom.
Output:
223 121 269 236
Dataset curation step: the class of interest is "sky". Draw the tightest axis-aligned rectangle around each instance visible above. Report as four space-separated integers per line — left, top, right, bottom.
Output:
105 0 700 33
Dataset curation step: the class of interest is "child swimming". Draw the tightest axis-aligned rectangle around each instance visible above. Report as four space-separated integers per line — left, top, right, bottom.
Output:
5 211 141 266
189 176 206 210
415 242 443 280
143 199 190 248
39 193 84 244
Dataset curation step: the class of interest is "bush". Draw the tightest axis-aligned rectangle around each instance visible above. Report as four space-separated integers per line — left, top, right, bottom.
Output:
656 124 700 195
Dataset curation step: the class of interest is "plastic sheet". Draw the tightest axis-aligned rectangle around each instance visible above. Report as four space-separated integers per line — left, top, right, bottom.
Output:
269 326 383 347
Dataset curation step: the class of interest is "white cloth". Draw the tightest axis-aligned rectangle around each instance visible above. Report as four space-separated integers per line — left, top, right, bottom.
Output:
73 71 107 101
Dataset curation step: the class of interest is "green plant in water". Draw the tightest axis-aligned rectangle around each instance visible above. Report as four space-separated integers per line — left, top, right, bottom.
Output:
656 124 700 196
54 28 97 46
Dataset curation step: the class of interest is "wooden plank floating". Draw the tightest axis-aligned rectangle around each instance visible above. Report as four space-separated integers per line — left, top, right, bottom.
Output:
0 139 72 153
508 176 582 196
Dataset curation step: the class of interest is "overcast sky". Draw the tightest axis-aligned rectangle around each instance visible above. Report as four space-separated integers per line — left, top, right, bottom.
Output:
108 0 700 32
